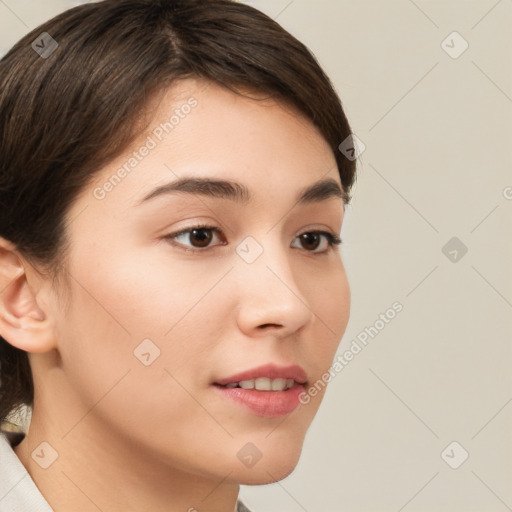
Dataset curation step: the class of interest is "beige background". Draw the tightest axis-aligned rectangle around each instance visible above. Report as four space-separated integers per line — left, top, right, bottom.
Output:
1 1 511 511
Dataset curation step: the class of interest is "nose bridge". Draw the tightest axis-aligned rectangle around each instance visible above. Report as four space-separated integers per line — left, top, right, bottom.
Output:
233 233 312 333
236 233 295 291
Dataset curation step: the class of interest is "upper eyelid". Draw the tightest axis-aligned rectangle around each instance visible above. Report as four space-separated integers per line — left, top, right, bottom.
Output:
165 225 226 246
167 225 338 239
165 225 341 251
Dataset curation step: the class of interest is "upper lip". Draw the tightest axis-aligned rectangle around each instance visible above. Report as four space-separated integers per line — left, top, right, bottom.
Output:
214 364 308 386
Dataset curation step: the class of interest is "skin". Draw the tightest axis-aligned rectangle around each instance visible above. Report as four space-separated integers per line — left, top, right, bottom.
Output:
0 78 350 512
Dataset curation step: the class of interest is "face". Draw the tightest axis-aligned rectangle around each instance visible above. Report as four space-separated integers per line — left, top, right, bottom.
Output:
41 78 350 484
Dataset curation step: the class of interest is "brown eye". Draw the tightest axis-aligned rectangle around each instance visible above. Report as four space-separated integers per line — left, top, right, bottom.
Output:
164 225 225 251
188 228 213 247
299 232 321 251
291 231 342 254
165 226 340 254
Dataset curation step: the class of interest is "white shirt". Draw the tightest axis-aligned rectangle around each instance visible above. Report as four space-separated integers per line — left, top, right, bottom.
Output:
0 431 253 512
0 431 53 511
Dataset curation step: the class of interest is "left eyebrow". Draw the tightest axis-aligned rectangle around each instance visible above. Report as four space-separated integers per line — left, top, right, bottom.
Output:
138 176 347 206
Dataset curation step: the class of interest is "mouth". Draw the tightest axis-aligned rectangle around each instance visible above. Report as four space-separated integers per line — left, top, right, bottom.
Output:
212 364 308 418
214 377 298 391
213 363 308 388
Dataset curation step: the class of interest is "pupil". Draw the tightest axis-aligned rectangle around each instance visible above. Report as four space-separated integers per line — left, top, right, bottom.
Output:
302 233 320 250
191 228 212 247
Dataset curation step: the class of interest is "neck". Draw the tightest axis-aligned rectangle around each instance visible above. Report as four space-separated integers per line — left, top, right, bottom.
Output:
14 411 240 512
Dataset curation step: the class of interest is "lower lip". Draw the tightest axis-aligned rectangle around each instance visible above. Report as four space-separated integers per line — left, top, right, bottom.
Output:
212 382 306 418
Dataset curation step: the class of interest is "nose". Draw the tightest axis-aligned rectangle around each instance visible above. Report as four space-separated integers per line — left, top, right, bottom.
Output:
234 237 314 338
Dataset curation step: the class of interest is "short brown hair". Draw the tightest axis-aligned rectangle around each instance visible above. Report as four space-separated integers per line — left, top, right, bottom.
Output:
0 0 356 424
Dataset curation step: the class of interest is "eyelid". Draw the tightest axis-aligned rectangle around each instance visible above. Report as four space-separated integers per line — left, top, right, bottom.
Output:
294 230 342 253
297 228 342 244
163 224 342 254
164 224 225 253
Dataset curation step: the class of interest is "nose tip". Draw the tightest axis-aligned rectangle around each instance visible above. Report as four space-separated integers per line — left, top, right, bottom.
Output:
234 256 313 338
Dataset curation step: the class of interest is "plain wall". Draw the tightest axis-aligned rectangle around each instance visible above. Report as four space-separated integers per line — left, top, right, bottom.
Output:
1 1 510 511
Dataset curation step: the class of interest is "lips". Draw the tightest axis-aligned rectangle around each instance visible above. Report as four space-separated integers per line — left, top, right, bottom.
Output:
213 363 308 387
212 364 308 418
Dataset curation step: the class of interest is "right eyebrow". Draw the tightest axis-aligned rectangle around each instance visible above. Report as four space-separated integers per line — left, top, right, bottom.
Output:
137 176 347 206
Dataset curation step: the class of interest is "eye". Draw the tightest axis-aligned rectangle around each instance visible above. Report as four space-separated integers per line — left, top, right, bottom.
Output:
292 231 342 253
163 224 226 251
162 225 342 254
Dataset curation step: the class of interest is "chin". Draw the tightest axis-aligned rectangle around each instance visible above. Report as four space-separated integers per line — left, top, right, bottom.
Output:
233 445 303 485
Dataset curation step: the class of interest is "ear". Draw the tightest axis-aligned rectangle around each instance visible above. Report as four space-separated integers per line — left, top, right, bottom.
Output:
0 237 56 353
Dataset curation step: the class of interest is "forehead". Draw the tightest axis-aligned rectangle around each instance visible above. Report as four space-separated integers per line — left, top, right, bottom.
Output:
146 78 334 160
72 78 340 217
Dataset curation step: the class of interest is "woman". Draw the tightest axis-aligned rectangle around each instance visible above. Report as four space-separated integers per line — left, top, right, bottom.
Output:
0 0 356 510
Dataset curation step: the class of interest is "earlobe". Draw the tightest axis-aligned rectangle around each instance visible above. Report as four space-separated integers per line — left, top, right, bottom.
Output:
0 237 56 353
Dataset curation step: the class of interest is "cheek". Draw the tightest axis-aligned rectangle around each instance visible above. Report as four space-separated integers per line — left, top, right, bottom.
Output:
290 263 349 416
66 243 212 335
320 263 350 329
57 247 223 386
305 260 350 356
53 253 217 443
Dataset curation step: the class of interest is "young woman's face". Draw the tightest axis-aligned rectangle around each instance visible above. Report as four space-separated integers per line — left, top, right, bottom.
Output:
43 78 350 484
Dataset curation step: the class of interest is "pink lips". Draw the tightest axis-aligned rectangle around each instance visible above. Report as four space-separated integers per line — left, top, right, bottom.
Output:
214 363 307 386
212 363 308 418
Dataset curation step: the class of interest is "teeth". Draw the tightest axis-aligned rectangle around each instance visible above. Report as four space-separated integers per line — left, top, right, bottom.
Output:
254 377 272 390
271 378 287 391
224 378 295 391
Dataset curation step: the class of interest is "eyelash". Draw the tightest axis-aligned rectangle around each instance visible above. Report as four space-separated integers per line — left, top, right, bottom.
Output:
162 224 342 255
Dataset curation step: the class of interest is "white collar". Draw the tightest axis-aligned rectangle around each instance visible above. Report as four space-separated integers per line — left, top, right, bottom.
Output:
0 431 54 511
